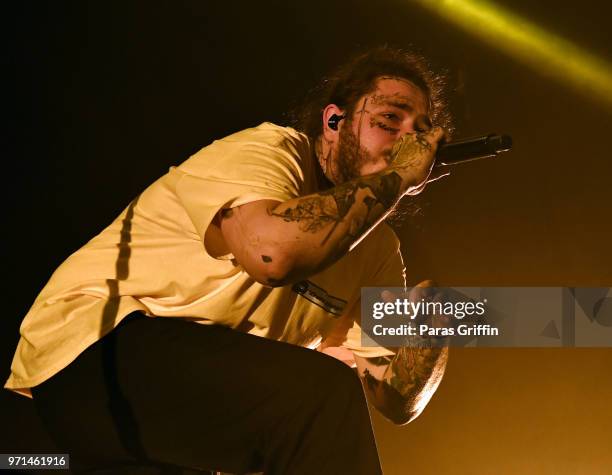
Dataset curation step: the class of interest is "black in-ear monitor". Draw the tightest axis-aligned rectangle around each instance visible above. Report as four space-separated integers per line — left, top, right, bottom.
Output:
327 114 345 131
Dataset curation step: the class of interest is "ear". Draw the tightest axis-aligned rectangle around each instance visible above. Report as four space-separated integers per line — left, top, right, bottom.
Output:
322 104 345 143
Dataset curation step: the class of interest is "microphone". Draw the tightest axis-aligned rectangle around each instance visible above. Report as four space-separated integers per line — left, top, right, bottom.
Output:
435 134 512 166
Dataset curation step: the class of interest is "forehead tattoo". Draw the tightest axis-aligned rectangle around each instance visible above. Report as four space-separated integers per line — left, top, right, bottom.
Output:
370 92 417 112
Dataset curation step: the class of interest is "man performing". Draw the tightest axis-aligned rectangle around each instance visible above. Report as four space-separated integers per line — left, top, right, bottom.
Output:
6 46 451 474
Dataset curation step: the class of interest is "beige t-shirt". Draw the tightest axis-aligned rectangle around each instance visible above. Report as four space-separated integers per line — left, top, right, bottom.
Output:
5 122 404 397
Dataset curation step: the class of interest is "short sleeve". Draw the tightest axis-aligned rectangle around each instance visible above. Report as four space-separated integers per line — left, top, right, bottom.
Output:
174 125 309 250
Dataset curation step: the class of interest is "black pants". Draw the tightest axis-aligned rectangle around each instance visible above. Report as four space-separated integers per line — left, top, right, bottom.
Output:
32 312 382 474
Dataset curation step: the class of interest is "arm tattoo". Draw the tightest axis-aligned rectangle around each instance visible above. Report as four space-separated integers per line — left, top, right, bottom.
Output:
268 171 402 245
385 346 447 398
220 208 234 219
360 346 448 423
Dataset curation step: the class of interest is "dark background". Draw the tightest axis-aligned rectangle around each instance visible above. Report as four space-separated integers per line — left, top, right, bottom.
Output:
4 1 612 473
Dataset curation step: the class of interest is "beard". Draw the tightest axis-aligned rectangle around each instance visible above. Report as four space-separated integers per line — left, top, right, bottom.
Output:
334 119 423 225
334 119 376 184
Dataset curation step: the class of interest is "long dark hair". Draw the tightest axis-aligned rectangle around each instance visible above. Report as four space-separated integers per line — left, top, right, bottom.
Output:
290 45 453 140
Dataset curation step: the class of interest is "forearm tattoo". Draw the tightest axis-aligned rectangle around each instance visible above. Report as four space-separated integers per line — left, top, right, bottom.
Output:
384 346 446 399
361 346 448 423
268 171 402 245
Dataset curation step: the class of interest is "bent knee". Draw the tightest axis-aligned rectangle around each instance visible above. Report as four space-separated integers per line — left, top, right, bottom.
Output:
299 350 363 397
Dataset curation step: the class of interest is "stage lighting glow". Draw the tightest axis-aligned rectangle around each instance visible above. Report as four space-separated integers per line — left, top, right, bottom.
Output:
411 0 612 106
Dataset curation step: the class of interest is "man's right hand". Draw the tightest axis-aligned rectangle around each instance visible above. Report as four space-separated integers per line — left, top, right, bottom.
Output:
388 126 448 196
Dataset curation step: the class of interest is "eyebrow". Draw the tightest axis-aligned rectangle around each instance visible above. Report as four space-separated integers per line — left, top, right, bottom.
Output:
385 99 414 111
370 93 417 111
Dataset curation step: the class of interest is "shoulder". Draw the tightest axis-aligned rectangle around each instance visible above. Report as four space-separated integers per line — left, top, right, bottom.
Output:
178 123 313 177
178 122 312 182
217 122 311 153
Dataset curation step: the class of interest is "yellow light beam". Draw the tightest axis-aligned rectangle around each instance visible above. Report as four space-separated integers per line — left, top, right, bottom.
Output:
411 0 612 106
